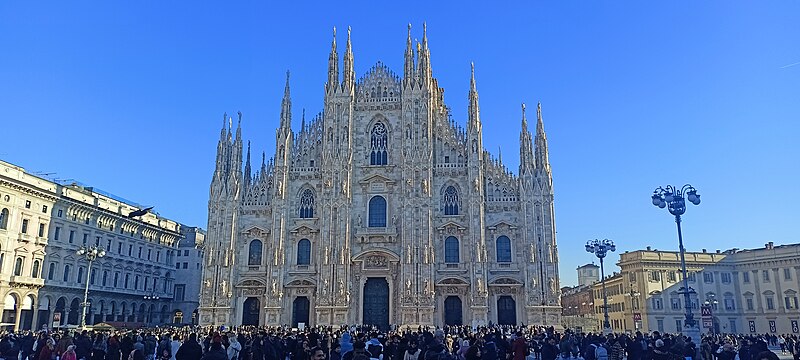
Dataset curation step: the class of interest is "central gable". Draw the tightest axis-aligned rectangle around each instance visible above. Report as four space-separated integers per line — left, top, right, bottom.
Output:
356 62 401 103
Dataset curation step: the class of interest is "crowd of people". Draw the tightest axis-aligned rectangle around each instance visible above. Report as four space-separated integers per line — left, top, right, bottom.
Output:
0 324 798 360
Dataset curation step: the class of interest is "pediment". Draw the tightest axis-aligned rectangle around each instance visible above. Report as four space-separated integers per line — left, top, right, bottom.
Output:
358 174 396 185
242 225 270 237
289 225 318 235
487 220 517 230
286 278 316 287
32 249 46 256
743 291 754 296
763 290 775 296
13 246 30 253
436 221 466 233
353 248 400 262
785 289 798 295
237 279 266 288
437 277 469 286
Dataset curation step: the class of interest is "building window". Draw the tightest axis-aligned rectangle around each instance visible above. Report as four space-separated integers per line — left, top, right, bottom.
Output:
299 189 315 218
444 236 459 264
183 262 188 269
729 320 737 333
57 209 62 217
90 269 96 285
687 272 696 282
38 223 45 237
0 208 8 229
114 273 119 287
496 236 512 263
370 122 388 165
48 263 56 280
82 233 88 245
721 272 731 283
675 319 682 331
766 296 775 310
184 250 189 256
21 219 29 234
125 274 130 289
368 196 387 227
13 257 23 276
42 205 48 213
670 297 681 310
784 268 792 280
134 275 140 290
63 265 71 282
763 270 770 282
175 263 180 269
724 298 735 311
743 271 750 283
746 298 754 311
174 284 186 301
652 297 663 310
657 319 664 332
703 272 713 283
31 260 40 278
667 271 677 282
102 271 108 286
77 266 85 283
25 200 31 209
248 240 262 266
442 186 460 215
69 230 75 244
54 227 60 240
297 239 311 265
785 296 795 309
649 271 661 282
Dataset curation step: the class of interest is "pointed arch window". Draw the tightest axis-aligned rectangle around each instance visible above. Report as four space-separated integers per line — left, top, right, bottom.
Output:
445 236 460 264
248 239 263 266
496 236 512 263
32 260 40 278
0 208 8 229
299 189 314 218
370 122 388 165
297 239 311 265
368 196 387 227
443 186 460 215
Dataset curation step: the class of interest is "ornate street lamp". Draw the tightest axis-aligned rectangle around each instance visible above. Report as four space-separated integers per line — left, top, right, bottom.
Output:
586 239 615 333
144 291 161 325
76 245 106 329
652 184 701 336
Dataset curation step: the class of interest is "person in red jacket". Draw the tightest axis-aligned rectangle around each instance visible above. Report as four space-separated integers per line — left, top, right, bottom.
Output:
513 332 529 360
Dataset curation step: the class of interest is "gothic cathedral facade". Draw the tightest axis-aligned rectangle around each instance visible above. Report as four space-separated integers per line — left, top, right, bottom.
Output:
198 26 561 329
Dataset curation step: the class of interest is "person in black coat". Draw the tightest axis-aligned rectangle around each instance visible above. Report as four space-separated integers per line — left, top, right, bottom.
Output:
201 342 228 360
176 333 204 360
542 337 560 360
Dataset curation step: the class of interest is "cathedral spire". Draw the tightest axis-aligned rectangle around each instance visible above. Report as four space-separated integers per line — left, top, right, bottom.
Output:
468 62 481 133
342 26 354 91
418 22 431 84
301 108 306 132
244 140 252 186
519 103 535 175
279 70 292 133
260 151 266 177
404 23 415 83
235 111 242 142
534 102 551 172
327 26 339 92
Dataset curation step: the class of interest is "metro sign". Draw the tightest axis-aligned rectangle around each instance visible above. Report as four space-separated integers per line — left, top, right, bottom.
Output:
633 313 642 321
700 305 713 317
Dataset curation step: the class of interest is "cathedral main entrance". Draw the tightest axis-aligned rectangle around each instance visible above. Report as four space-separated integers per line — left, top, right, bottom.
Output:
444 296 463 325
497 296 516 325
242 297 260 326
292 297 310 327
362 278 389 330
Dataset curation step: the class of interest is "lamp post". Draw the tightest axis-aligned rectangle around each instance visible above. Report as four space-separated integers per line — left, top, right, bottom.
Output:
144 292 160 326
76 245 106 329
704 293 718 334
586 239 615 334
652 184 701 338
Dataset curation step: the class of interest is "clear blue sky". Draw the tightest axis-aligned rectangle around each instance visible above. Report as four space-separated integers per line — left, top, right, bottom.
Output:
1 2 798 286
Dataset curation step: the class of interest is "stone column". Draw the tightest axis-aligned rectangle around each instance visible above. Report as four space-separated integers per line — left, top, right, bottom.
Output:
774 268 785 313
753 271 763 312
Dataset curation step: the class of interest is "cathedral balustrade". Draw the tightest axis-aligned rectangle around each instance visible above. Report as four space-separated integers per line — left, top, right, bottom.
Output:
354 226 398 243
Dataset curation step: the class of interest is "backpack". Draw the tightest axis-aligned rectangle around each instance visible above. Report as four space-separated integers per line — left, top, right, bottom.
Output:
594 344 609 360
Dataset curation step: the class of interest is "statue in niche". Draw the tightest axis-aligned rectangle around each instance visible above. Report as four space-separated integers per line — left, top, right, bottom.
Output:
338 279 345 297
423 279 431 294
321 278 329 297
277 181 283 196
423 245 430 263
529 243 536 263
406 245 413 263
406 279 412 294
474 178 480 192
356 214 362 227
547 243 553 262
221 280 228 295
477 278 485 294
205 279 212 288
549 278 556 293
271 279 278 297
421 179 429 194
324 247 330 264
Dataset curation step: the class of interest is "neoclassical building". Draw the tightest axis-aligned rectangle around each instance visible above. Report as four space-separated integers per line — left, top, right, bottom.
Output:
0 160 193 331
198 25 562 329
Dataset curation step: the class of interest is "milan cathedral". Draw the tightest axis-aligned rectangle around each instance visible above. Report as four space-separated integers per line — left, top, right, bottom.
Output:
198 25 561 329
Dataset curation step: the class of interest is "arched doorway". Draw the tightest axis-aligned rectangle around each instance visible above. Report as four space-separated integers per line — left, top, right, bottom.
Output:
497 296 516 325
68 298 80 325
242 297 260 326
444 296 463 326
363 278 389 330
160 305 169 324
2 294 18 328
37 297 50 331
54 297 66 327
292 297 310 327
20 295 34 330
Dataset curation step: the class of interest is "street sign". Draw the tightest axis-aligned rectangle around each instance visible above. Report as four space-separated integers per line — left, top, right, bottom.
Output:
703 318 713 328
633 313 642 321
769 320 776 333
700 305 713 317
792 320 799 333
749 320 756 333
52 312 61 329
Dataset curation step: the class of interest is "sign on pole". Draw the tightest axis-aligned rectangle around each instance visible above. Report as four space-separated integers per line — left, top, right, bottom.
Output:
749 320 756 333
700 305 712 317
769 320 776 333
52 312 62 329
703 318 713 328
633 313 642 321
791 320 799 334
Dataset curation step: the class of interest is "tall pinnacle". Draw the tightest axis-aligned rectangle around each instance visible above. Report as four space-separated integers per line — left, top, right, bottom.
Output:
244 140 252 184
534 102 551 171
468 62 481 133
342 26 354 90
519 103 535 175
327 27 338 92
418 22 431 82
404 23 415 82
279 70 292 132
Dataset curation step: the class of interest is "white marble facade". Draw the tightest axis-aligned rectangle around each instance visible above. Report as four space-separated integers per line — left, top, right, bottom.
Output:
198 25 561 329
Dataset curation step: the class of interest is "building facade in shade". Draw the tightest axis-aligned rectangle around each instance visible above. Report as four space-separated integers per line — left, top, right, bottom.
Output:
198 25 562 329
593 243 800 335
0 160 199 331
172 226 206 325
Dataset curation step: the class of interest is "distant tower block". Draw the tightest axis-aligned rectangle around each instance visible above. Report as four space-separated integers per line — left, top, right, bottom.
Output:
577 263 600 287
